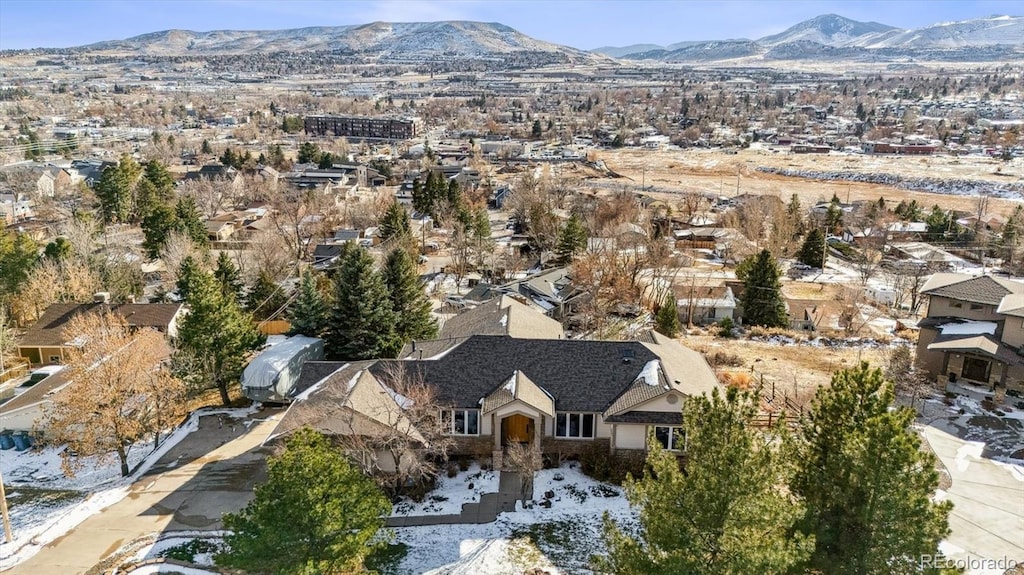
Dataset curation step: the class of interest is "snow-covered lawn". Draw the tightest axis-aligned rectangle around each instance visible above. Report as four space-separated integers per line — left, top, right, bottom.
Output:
391 463 498 516
0 407 254 570
393 465 636 574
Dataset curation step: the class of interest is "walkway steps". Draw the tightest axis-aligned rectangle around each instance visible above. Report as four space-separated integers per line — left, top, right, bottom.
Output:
385 471 530 528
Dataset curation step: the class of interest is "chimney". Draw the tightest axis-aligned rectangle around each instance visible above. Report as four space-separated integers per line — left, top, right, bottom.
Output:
93 292 111 304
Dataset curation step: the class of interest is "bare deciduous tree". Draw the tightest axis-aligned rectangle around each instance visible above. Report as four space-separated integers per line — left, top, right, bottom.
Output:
42 310 187 477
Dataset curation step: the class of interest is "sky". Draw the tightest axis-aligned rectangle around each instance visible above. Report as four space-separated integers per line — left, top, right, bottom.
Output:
0 0 1019 51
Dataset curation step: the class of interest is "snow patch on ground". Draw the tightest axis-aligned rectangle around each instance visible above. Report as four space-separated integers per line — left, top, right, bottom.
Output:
391 464 499 516
394 465 635 574
954 440 986 472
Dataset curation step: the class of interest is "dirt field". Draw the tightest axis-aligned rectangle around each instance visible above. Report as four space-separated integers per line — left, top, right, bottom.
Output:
685 331 892 407
592 147 1024 216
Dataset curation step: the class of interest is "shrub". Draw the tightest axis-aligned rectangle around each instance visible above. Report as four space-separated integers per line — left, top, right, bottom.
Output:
717 317 735 338
707 351 744 368
161 538 221 562
579 443 646 485
446 461 458 478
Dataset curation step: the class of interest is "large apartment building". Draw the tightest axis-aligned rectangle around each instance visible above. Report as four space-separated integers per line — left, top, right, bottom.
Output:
304 115 419 140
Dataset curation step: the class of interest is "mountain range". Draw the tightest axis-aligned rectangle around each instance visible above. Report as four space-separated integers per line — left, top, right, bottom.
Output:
593 14 1024 61
81 21 600 64
47 13 1024 64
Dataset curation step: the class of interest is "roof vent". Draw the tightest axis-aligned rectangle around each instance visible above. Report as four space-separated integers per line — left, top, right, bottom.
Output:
93 292 110 304
621 348 635 364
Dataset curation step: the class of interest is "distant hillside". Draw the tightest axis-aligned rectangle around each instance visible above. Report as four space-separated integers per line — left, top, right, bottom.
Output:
78 21 606 64
596 13 1024 62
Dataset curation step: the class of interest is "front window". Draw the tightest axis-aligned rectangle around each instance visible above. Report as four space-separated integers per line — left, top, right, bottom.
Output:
441 409 479 435
653 426 684 451
555 412 595 438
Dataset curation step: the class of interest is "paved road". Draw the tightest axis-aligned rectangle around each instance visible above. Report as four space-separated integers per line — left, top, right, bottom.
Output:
5 410 281 575
922 421 1024 568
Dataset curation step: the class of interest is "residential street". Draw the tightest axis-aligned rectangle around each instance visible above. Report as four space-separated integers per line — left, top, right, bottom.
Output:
922 421 1024 569
4 410 279 575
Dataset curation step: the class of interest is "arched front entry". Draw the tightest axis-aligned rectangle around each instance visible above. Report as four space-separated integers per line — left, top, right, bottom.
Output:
501 413 535 446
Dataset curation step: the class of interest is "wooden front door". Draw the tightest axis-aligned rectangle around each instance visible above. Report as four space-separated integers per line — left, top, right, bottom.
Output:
502 414 534 445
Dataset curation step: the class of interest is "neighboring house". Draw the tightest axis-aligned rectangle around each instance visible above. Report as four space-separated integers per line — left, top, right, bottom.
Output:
916 274 1024 400
675 285 736 325
205 219 236 242
1 337 172 432
17 300 184 366
273 330 721 468
402 295 565 359
496 267 583 319
0 193 33 225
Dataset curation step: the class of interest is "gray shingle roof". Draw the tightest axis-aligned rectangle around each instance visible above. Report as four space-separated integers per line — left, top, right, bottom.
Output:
377 335 660 413
604 411 683 424
921 274 1024 306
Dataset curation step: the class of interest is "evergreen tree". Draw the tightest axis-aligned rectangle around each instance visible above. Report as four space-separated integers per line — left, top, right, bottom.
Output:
925 205 951 240
267 143 287 170
326 247 398 360
143 160 175 200
201 139 213 154
175 197 209 248
554 213 589 264
797 228 827 269
287 269 329 338
214 251 244 303
787 193 805 235
1001 205 1023 264
531 119 543 138
824 199 843 236
133 178 159 223
383 248 437 346
411 178 428 215
95 154 142 223
297 142 322 165
43 237 72 262
598 388 811 575
174 267 264 405
247 270 288 322
142 203 177 259
378 201 411 241
654 295 680 336
216 428 390 575
175 255 204 302
793 362 952 574
742 249 788 328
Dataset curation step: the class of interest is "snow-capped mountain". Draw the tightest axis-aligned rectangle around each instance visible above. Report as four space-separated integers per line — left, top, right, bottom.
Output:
79 21 603 63
756 14 898 47
860 15 1024 49
596 14 1024 62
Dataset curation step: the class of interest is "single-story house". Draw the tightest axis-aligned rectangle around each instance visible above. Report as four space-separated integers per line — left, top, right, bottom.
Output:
17 300 183 366
675 285 736 325
272 329 721 468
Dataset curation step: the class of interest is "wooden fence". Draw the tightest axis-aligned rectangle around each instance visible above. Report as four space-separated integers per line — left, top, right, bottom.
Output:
257 320 291 336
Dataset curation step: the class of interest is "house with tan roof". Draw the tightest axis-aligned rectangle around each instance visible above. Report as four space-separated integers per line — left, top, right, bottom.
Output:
916 273 1024 400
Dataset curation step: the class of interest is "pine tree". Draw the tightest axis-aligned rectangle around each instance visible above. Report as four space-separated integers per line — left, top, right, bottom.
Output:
793 362 952 574
655 295 680 336
326 247 399 360
378 201 411 241
297 142 322 165
383 248 437 346
201 139 213 154
742 249 788 328
247 270 288 322
133 178 158 222
287 269 329 338
411 178 429 215
554 214 589 264
787 193 805 235
216 428 390 574
174 267 264 405
598 388 811 575
95 154 142 223
175 255 204 302
175 197 209 248
143 160 175 201
797 228 827 269
141 203 178 259
824 199 843 236
214 251 244 303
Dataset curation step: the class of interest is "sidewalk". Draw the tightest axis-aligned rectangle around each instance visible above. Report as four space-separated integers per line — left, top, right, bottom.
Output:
385 471 529 528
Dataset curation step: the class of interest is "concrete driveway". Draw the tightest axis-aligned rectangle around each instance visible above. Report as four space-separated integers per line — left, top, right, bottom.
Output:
922 421 1024 569
4 409 282 575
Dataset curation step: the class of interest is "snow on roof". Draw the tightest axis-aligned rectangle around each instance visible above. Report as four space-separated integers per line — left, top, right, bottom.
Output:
383 384 413 410
637 359 661 387
503 372 516 395
293 363 349 402
347 369 363 391
938 321 997 336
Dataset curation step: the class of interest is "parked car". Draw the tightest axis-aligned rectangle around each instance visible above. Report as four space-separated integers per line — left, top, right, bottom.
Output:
22 365 65 387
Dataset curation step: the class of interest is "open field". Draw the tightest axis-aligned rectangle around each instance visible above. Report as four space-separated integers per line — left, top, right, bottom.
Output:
685 331 893 404
594 147 1024 215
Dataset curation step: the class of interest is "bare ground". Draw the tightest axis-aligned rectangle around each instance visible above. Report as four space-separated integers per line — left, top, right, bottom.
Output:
592 148 1024 216
684 331 890 406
